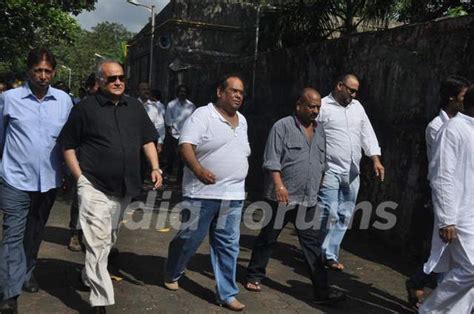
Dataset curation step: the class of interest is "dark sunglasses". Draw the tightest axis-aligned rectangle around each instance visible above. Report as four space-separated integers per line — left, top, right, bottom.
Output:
104 75 125 83
341 82 358 95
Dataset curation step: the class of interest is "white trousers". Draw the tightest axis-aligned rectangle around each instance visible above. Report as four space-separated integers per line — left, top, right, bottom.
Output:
77 175 131 306
419 238 474 314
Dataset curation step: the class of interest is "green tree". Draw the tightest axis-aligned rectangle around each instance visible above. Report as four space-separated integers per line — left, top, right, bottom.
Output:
53 22 134 93
395 0 473 23
0 0 96 79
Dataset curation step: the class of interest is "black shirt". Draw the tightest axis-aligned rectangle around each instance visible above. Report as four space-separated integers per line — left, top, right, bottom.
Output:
59 92 158 197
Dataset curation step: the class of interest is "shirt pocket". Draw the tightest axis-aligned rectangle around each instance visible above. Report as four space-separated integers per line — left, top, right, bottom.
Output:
285 138 304 162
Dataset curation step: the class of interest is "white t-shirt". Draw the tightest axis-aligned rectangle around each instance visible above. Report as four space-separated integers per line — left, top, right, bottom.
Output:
179 103 251 200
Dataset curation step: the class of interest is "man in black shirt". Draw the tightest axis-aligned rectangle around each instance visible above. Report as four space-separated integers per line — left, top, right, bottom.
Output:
59 60 162 313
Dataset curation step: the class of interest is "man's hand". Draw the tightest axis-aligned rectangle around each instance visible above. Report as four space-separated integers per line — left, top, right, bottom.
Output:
372 156 385 182
156 143 163 154
439 225 457 243
194 166 216 185
151 169 163 190
275 185 289 204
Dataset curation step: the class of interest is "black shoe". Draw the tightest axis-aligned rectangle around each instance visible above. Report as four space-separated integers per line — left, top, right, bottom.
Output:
22 275 39 293
313 287 346 304
0 297 18 313
90 306 106 314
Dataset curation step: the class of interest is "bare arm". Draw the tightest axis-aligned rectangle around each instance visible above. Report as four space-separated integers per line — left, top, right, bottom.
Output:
63 148 82 181
180 143 216 184
143 142 162 189
271 170 288 204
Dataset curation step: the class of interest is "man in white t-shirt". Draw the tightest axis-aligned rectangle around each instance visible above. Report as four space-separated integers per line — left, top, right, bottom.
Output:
163 84 195 181
163 74 250 312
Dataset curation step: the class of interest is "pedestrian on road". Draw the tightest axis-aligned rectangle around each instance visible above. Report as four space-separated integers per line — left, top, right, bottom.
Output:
0 48 73 312
245 87 345 304
58 60 162 313
163 74 250 311
405 75 470 310
317 74 384 272
163 84 195 182
419 85 474 313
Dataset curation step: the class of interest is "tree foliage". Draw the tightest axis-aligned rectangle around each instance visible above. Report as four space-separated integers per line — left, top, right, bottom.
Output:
0 0 96 79
53 22 134 93
395 0 473 23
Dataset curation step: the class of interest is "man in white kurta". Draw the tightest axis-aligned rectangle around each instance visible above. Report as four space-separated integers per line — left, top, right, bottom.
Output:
419 87 474 313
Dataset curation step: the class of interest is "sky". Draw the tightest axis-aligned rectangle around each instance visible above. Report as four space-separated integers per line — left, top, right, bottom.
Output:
76 0 170 33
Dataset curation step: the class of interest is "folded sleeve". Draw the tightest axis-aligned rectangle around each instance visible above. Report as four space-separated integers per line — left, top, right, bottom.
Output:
262 122 284 171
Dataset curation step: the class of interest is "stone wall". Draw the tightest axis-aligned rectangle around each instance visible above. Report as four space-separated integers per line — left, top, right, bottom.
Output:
181 15 474 257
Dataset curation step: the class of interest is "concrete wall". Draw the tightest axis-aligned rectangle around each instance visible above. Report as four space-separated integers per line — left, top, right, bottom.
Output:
180 15 474 257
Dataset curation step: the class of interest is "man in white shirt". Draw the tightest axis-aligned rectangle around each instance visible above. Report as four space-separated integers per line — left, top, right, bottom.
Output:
138 82 166 152
406 75 470 309
419 86 474 313
163 84 195 182
317 74 384 271
163 75 250 311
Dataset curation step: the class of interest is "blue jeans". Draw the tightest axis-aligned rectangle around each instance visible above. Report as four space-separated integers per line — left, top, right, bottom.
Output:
318 171 360 262
164 198 243 304
0 178 30 300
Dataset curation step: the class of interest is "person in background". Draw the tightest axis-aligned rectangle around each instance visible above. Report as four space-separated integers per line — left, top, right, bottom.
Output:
419 85 474 313
405 75 470 309
163 84 195 182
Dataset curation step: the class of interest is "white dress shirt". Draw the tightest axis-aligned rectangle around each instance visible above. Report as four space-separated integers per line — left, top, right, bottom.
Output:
179 103 251 200
164 98 195 139
317 93 381 174
139 97 166 144
425 109 450 162
424 113 474 273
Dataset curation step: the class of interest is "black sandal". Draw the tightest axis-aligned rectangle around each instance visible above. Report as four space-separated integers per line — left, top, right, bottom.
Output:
245 281 262 292
325 259 344 272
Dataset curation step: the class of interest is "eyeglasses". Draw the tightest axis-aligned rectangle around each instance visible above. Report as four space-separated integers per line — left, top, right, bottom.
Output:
341 82 358 95
104 75 125 84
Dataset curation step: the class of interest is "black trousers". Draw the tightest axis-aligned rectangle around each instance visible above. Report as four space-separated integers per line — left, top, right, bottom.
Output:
23 188 57 280
163 130 183 181
246 200 328 293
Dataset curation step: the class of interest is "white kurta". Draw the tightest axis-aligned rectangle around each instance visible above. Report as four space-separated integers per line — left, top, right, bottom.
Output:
420 113 474 313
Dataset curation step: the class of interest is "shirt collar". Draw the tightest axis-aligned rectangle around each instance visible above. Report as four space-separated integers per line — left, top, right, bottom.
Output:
457 112 474 125
293 114 316 129
439 109 450 123
22 82 57 100
327 92 353 108
208 102 244 126
96 91 128 107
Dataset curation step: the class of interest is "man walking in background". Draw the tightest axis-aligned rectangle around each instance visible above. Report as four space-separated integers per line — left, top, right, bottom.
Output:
163 84 195 182
419 86 474 313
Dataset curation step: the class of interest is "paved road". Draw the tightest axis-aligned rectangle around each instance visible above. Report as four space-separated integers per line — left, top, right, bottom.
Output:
2 186 415 313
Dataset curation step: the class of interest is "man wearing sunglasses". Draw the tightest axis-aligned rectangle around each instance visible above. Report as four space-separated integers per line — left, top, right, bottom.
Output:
59 60 162 313
317 73 384 272
0 48 73 312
